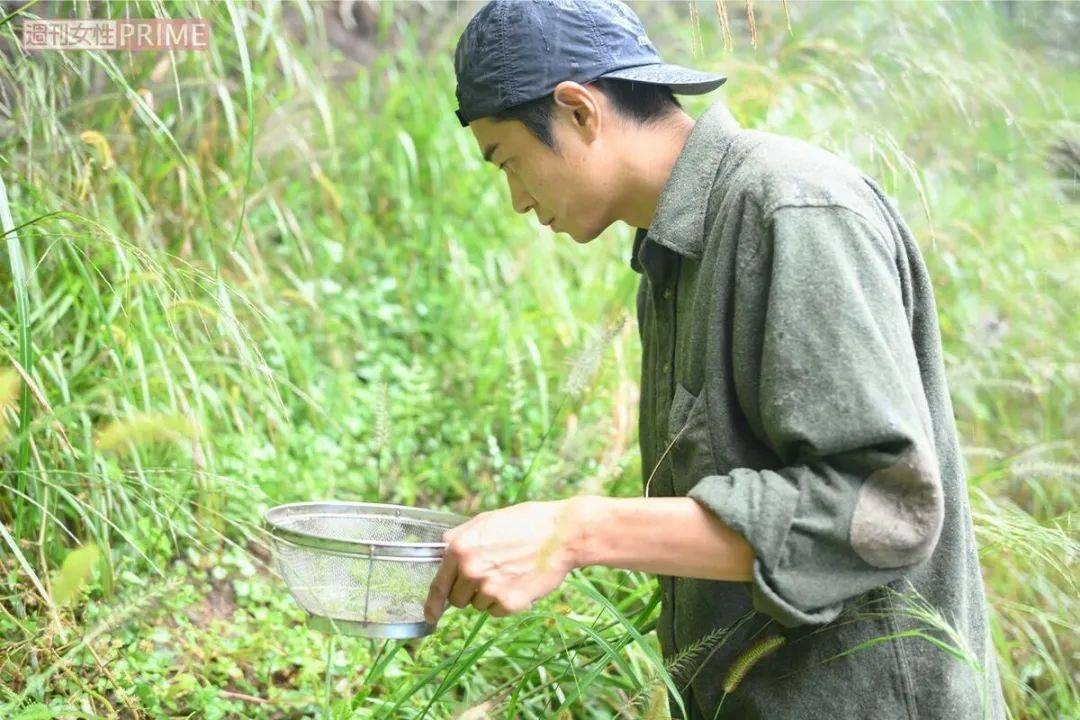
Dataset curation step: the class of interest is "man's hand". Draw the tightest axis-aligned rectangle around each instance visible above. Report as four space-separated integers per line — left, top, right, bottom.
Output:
423 499 586 624
422 495 754 626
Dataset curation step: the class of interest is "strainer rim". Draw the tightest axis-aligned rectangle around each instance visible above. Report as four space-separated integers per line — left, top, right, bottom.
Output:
263 501 467 558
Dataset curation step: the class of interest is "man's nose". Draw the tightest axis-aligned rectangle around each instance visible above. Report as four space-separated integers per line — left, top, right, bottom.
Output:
506 174 533 215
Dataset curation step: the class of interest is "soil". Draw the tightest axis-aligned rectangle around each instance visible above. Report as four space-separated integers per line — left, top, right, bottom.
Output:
185 577 237 628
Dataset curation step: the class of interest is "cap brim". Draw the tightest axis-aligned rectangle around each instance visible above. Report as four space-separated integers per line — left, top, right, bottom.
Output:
596 63 726 94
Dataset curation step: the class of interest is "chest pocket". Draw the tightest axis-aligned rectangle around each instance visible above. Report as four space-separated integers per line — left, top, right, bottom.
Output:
666 382 719 495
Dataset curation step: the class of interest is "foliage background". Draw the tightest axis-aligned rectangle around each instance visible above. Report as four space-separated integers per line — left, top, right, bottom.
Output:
0 1 1076 718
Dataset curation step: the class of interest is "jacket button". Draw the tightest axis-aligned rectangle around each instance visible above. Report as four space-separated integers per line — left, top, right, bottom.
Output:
662 362 671 374
663 288 673 300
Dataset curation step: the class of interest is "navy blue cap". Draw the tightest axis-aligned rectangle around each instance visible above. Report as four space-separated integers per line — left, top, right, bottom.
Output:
454 0 726 127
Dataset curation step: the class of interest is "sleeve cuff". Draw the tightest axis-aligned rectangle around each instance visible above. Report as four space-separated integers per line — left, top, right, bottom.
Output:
687 468 843 628
749 559 844 627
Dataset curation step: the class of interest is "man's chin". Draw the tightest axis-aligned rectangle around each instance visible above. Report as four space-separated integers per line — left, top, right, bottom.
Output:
563 225 600 245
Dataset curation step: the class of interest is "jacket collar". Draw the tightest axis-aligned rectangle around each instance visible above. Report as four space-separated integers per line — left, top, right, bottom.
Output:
630 101 742 275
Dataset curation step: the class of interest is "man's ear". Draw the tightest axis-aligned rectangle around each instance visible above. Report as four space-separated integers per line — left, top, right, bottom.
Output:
552 81 601 141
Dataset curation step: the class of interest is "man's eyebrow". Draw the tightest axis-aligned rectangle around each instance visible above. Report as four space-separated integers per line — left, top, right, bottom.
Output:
482 143 500 164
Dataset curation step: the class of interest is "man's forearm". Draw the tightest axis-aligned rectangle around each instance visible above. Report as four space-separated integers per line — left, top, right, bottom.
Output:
564 495 755 582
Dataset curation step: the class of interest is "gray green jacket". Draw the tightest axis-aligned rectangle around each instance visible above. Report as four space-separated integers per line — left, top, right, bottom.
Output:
633 100 1006 719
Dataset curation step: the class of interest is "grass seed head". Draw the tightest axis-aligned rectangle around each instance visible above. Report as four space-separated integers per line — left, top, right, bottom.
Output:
0 368 19 443
95 412 201 454
722 634 787 695
564 314 627 400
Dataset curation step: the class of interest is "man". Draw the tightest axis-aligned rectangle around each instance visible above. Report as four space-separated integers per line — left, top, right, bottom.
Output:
424 1 1007 718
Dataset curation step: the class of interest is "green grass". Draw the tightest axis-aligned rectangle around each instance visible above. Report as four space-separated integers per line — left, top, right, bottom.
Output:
1 1 1077 718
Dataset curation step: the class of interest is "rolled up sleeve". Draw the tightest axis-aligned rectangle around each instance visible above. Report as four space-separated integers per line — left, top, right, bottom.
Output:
687 203 945 628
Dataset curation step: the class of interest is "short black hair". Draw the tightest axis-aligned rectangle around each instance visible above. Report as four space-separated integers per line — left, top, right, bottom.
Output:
489 78 682 149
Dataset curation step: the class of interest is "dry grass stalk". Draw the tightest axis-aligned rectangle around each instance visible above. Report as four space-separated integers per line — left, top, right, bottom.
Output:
688 0 703 57
744 0 757 48
714 0 733 52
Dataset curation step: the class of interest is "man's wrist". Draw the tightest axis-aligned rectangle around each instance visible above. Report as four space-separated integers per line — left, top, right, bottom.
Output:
561 495 611 569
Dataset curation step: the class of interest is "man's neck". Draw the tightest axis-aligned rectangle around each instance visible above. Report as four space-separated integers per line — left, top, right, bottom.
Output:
612 110 696 230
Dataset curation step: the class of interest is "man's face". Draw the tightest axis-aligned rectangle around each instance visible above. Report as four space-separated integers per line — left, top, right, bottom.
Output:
468 106 616 244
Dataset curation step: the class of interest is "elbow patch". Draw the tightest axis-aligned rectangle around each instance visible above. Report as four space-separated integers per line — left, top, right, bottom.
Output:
849 443 944 568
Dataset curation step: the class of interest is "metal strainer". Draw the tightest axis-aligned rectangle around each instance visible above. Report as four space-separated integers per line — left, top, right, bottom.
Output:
264 501 467 639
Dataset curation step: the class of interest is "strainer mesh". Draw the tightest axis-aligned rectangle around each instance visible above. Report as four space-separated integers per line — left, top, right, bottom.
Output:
279 512 448 545
270 511 448 625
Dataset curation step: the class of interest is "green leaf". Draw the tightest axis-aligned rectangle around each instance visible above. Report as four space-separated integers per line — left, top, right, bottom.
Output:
51 544 100 607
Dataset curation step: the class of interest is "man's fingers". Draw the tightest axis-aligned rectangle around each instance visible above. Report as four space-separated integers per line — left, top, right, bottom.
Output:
488 595 532 617
471 590 496 612
447 574 480 609
424 553 458 624
488 603 512 618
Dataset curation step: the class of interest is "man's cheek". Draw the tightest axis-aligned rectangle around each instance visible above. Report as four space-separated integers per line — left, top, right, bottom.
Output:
551 190 574 222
